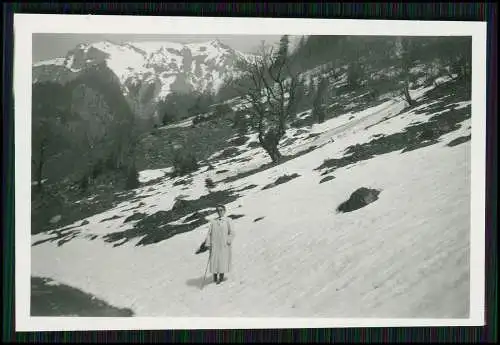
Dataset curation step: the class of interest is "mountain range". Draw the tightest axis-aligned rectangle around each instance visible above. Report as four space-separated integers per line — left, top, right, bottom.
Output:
32 39 256 118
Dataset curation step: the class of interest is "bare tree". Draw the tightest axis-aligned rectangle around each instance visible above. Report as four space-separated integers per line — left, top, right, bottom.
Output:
72 119 108 189
70 113 147 191
31 117 51 192
394 36 416 107
229 39 300 163
32 110 69 192
434 37 471 91
312 75 329 123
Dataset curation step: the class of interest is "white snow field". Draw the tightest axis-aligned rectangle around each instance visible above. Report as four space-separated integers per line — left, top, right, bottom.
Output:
31 84 471 318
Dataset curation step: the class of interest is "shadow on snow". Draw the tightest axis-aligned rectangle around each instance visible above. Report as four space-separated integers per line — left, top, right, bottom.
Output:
31 276 134 317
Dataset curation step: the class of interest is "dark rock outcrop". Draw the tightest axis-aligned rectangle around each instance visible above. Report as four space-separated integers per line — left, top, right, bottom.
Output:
337 187 381 213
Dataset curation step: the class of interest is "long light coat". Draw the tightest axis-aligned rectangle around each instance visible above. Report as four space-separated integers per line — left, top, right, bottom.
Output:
204 216 235 274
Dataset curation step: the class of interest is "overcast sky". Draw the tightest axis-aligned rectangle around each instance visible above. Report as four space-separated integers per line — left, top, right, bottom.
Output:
32 34 289 63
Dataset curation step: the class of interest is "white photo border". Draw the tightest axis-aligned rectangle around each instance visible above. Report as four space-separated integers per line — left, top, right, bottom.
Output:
14 14 487 331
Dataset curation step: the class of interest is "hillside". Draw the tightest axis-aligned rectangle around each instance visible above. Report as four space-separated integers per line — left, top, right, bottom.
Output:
31 73 471 317
30 35 472 318
29 34 470 231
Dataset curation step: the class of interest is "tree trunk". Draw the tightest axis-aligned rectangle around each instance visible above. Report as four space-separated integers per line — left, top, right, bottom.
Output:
266 145 282 164
317 106 326 124
35 143 46 192
258 131 282 164
37 160 43 191
403 84 414 107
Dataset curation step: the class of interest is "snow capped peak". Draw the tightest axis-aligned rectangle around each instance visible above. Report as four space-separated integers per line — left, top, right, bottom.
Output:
32 38 256 111
130 41 184 55
88 40 128 53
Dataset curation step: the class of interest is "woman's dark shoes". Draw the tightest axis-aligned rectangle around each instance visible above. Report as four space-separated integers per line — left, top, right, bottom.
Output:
214 273 226 285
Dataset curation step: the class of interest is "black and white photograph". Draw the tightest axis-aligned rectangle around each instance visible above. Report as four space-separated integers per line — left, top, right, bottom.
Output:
14 14 486 331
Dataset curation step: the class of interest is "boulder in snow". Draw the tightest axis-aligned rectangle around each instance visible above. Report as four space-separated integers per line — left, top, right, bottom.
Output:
337 187 381 213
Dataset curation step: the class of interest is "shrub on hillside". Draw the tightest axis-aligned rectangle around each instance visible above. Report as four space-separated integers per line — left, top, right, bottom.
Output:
192 114 210 126
228 135 249 147
125 165 140 190
218 147 240 160
150 127 159 136
347 62 364 89
232 110 248 135
91 160 105 180
213 103 233 118
161 111 177 126
192 106 233 127
205 178 216 190
172 149 199 177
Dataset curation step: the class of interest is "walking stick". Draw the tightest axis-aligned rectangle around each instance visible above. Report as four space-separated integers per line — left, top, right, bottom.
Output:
201 249 211 290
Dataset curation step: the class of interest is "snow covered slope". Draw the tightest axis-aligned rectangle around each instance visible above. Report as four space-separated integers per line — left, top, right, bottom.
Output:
32 39 255 101
31 80 472 318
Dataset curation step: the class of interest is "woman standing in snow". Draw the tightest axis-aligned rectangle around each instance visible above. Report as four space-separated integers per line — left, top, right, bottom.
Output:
204 204 235 285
